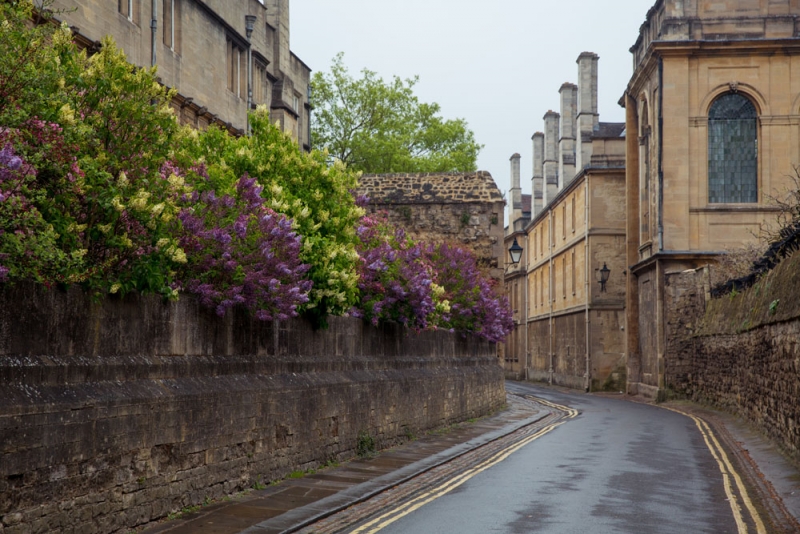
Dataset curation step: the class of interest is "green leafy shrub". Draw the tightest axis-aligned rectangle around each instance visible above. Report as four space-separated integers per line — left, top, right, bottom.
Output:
174 110 364 323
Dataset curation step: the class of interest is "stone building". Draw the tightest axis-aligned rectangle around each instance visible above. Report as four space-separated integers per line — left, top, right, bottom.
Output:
504 154 530 378
621 0 800 399
52 0 311 147
356 172 506 282
504 53 628 389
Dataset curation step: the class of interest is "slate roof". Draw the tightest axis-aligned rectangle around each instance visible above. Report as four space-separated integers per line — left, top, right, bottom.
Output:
594 122 626 139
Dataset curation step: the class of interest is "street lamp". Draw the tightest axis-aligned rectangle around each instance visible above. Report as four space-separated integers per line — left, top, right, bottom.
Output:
508 238 523 265
598 262 611 292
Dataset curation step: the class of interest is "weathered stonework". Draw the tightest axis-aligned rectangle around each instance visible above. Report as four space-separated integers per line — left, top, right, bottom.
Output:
662 254 800 461
356 172 506 281
0 283 504 533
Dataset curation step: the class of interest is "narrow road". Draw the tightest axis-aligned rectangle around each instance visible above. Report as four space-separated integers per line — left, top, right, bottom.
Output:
307 383 766 534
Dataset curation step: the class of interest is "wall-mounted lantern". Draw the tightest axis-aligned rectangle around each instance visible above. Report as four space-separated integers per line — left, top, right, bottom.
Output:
245 14 256 39
598 262 611 292
508 238 523 265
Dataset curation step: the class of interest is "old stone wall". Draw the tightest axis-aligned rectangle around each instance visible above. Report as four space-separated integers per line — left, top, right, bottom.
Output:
356 172 506 281
664 254 800 461
0 283 504 533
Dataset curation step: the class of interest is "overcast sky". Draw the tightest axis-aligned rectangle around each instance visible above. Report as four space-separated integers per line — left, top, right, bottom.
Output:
291 1 653 204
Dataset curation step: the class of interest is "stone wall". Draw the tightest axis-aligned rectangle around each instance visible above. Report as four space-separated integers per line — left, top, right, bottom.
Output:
356 172 506 281
0 283 504 533
663 254 800 461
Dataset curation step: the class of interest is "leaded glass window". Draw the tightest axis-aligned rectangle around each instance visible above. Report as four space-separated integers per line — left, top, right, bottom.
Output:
708 93 757 203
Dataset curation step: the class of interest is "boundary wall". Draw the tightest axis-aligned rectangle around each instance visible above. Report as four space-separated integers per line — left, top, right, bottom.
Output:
0 283 504 533
663 256 800 463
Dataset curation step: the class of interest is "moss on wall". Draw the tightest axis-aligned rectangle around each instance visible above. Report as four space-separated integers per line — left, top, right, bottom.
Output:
699 252 800 336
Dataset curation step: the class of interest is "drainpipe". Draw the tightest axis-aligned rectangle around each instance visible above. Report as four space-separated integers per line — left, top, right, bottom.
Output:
524 235 530 381
548 208 554 385
150 0 157 68
584 176 591 392
245 15 256 135
657 55 665 395
657 56 664 253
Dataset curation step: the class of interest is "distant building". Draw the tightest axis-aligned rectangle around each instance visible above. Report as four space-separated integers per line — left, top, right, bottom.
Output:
53 0 311 148
504 52 627 389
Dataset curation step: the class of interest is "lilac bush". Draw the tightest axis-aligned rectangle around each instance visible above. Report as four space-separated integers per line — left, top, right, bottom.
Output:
0 143 22 281
0 140 82 284
351 211 513 341
176 166 312 320
424 243 513 343
351 213 440 330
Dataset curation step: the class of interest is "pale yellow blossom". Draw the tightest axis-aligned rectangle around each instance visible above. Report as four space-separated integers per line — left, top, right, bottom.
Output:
167 173 184 188
171 247 187 264
130 190 151 210
58 104 75 125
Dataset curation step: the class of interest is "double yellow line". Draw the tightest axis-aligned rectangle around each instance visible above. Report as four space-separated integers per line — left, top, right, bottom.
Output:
664 406 766 534
351 397 577 534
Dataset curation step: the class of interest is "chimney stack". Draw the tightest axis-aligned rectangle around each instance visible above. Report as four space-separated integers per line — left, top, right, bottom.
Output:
559 82 578 187
532 132 544 217
508 153 522 228
575 52 599 172
543 110 560 206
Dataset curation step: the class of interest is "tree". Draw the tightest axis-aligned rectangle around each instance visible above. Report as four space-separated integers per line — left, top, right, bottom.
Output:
311 53 482 174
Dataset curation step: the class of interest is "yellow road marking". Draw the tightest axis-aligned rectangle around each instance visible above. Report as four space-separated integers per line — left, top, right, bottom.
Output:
663 406 766 534
352 397 577 534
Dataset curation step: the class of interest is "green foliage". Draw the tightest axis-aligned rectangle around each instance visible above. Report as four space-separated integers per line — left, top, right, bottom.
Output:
769 299 780 315
174 109 364 321
356 430 376 458
311 53 482 174
0 1 72 127
0 3 183 296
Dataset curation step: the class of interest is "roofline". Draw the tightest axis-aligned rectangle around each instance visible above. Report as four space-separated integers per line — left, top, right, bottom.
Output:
524 165 625 231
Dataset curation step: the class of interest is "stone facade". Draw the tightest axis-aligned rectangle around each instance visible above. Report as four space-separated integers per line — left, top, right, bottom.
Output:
622 0 800 398
52 0 311 146
504 52 627 389
356 172 506 281
524 160 627 391
0 283 504 533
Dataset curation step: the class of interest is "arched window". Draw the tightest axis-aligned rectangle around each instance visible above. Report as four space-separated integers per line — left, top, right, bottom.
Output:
708 93 757 203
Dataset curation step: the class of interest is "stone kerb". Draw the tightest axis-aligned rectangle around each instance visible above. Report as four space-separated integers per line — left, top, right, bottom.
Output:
0 283 504 533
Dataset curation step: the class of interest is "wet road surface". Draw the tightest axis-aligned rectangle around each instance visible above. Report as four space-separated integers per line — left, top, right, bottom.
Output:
370 382 747 534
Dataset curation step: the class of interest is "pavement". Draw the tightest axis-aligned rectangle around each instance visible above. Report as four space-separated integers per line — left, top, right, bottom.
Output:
142 382 800 534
